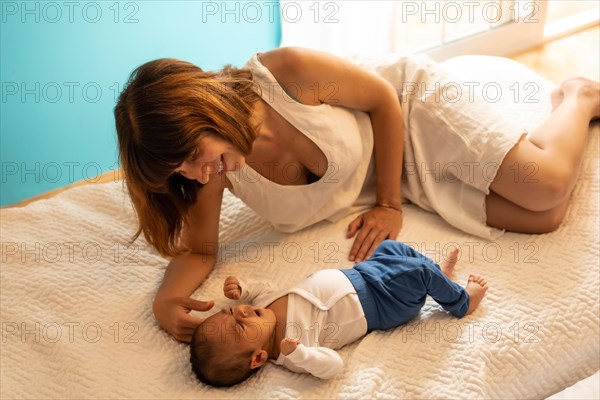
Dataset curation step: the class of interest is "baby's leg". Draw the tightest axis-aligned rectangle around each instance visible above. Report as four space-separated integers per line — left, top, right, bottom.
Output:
465 275 489 315
425 254 490 318
369 239 430 262
422 262 471 318
440 247 459 279
438 248 488 315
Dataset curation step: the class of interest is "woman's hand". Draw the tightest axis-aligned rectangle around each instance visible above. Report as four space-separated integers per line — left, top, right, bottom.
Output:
223 276 242 299
347 206 403 262
152 296 214 343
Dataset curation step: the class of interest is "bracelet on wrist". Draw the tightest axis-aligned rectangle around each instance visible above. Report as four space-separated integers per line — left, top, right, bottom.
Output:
375 203 403 212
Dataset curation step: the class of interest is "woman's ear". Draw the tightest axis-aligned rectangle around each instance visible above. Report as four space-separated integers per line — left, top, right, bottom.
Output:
250 350 268 369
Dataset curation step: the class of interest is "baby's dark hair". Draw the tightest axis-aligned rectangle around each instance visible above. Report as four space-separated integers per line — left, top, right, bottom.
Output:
190 321 259 387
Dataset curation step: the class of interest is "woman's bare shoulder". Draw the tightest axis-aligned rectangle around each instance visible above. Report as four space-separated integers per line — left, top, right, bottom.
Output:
255 47 312 104
256 47 397 112
256 46 302 70
257 47 331 79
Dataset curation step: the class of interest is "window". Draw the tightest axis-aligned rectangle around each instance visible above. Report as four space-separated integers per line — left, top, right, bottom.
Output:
424 0 549 60
279 0 599 61
544 0 599 40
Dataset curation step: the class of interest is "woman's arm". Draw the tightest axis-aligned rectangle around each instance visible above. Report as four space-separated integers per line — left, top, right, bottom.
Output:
152 173 226 343
259 47 404 261
347 84 403 261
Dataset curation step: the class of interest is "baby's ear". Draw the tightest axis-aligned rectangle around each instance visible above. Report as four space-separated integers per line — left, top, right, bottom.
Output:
250 349 268 369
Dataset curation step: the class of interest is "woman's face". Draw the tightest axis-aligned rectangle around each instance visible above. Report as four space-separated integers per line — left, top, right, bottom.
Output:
177 134 245 184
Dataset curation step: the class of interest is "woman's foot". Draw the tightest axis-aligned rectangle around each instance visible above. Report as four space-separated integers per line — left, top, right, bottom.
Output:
465 274 489 315
559 77 600 121
440 247 459 279
551 86 564 112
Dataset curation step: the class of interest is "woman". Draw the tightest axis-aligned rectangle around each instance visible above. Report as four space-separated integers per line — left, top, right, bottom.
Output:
114 47 599 342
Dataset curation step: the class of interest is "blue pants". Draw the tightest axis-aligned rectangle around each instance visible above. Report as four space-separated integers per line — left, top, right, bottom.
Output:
341 240 469 332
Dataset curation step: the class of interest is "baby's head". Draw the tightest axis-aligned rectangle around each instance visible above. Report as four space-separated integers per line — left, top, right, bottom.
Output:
190 304 277 387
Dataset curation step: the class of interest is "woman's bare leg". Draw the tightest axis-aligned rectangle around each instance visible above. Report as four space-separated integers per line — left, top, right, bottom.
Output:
486 78 599 233
486 191 570 233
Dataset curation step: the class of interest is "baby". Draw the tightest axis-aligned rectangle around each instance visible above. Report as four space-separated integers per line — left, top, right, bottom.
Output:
190 240 488 387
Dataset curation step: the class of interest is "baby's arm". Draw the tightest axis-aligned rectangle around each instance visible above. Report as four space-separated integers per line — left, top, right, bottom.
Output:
222 276 276 305
280 338 344 380
223 276 243 299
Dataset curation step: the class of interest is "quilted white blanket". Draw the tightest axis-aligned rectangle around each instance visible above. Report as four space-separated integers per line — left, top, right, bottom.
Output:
1 57 599 399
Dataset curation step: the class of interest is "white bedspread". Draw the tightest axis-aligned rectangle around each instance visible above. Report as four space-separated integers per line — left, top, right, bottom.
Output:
1 57 599 399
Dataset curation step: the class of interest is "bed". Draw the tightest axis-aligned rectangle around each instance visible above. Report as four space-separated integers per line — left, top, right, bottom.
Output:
1 55 598 399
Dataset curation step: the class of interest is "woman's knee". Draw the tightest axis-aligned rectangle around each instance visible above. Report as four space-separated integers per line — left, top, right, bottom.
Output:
525 200 569 234
486 192 569 234
493 138 578 212
542 171 575 211
533 207 567 233
516 164 575 212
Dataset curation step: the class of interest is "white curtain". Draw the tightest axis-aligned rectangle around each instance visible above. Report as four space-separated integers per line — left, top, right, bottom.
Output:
278 1 551 60
279 1 397 57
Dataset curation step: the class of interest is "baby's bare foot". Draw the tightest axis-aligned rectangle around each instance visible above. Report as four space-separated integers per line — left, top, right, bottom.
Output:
465 274 489 315
440 247 459 279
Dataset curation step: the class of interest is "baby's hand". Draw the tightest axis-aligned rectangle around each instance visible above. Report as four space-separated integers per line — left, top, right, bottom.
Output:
280 338 300 356
223 276 242 300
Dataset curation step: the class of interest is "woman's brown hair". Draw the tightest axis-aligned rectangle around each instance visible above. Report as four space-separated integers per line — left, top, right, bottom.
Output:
114 58 262 257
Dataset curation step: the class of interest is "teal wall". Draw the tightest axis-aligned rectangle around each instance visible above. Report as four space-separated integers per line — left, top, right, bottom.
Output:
1 0 281 206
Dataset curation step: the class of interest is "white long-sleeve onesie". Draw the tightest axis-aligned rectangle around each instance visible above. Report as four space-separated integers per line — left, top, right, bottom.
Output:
237 269 368 379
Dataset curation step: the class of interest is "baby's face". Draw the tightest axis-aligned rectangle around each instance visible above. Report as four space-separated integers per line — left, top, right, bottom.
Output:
202 304 276 353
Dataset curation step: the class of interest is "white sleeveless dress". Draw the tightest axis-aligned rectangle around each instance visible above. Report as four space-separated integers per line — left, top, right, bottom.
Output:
225 52 377 233
225 52 549 239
